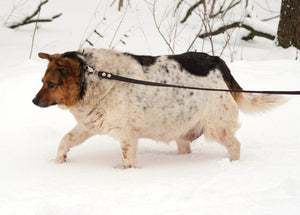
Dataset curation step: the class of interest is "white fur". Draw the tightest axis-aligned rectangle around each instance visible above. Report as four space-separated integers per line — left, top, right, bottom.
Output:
55 48 283 168
236 93 288 113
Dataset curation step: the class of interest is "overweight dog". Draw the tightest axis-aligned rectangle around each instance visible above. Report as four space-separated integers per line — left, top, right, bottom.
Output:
32 48 286 168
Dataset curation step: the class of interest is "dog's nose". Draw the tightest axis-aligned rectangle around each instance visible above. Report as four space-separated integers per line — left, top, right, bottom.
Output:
32 97 40 106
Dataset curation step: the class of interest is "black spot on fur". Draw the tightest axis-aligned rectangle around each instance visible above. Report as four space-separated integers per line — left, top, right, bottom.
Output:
62 51 84 62
168 52 213 77
176 98 184 105
168 52 242 91
125 53 157 67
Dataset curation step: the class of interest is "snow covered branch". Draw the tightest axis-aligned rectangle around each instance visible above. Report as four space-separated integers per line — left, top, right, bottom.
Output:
198 21 275 41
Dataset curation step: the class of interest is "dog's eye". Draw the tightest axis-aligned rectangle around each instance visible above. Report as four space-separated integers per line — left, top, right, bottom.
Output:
47 82 56 88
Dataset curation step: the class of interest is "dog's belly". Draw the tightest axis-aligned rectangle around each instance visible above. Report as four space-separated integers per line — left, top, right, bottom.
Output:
136 89 207 142
130 70 228 142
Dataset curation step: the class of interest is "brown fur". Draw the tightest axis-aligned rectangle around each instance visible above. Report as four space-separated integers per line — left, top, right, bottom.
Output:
33 53 82 108
225 80 242 105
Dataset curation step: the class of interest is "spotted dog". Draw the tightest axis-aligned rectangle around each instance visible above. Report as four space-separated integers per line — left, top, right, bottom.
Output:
32 48 286 168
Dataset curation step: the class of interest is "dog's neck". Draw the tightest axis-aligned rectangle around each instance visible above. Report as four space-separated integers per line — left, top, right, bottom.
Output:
73 61 116 108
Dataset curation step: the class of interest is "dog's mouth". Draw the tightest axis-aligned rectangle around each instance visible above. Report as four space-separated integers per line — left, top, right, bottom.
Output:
32 97 57 108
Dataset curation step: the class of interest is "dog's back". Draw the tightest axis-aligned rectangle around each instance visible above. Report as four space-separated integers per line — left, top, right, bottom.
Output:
33 48 286 168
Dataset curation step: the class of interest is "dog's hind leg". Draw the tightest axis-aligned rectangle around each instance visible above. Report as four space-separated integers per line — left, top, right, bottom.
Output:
55 124 94 163
204 121 241 161
223 137 240 161
204 95 241 161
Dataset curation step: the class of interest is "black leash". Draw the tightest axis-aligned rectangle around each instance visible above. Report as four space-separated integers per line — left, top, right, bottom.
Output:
87 68 300 95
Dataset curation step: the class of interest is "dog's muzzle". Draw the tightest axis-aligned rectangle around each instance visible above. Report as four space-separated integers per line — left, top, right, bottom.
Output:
32 96 51 108
32 96 40 106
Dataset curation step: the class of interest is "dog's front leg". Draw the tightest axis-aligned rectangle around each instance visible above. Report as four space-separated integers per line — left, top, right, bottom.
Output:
55 124 93 163
120 139 138 169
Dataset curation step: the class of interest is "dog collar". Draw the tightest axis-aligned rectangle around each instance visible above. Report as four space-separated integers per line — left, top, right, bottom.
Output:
85 65 112 79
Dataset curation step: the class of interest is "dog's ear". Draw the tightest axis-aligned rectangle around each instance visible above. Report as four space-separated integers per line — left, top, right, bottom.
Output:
38 52 51 61
56 58 75 75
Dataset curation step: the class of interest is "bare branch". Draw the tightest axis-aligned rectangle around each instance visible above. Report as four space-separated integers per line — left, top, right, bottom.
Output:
210 0 241 19
79 15 106 49
209 0 216 18
255 0 279 13
152 1 175 54
110 0 117 7
24 0 48 24
9 13 62 29
86 39 94 46
94 30 104 38
175 0 184 13
111 0 130 11
261 15 280 22
118 0 124 11
186 22 204 52
8 0 62 29
180 0 203 23
29 0 42 59
221 0 241 19
198 21 275 41
201 0 215 55
210 1 225 18
108 5 128 49
4 0 28 26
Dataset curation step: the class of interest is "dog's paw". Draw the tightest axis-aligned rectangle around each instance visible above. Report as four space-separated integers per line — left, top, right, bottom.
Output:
55 154 67 164
122 163 137 169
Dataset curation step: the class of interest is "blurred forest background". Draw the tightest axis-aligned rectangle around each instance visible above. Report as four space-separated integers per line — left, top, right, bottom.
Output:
1 0 299 61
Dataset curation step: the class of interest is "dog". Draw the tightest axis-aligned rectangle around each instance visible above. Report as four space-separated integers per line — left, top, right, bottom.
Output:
32 48 286 168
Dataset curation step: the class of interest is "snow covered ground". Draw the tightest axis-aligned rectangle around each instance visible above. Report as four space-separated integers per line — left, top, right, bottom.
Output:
0 0 300 214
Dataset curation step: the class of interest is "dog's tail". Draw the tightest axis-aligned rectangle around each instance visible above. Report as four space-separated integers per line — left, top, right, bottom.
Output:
217 60 287 114
231 90 287 113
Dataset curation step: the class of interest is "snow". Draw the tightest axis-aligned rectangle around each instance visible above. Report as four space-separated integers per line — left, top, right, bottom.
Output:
1 0 300 214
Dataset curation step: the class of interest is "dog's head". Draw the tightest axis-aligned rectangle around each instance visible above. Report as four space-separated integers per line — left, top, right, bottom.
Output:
32 52 84 108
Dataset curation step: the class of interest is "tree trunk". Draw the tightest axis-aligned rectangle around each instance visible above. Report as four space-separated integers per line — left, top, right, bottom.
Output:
277 0 300 49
